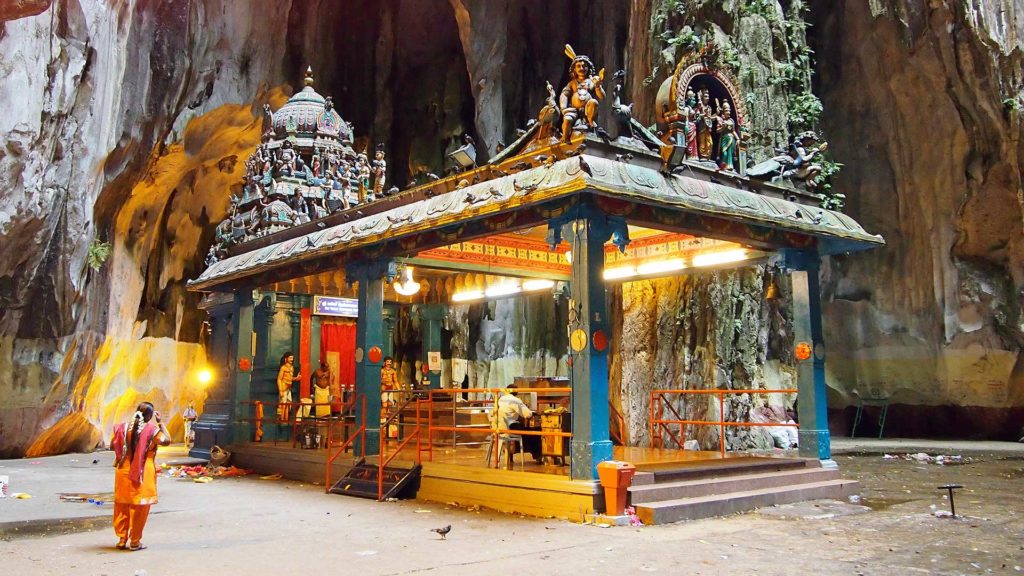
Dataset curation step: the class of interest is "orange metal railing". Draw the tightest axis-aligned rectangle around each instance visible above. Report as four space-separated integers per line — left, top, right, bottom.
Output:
325 393 366 493
239 398 347 447
376 390 424 500
609 401 626 445
650 388 798 457
421 387 574 470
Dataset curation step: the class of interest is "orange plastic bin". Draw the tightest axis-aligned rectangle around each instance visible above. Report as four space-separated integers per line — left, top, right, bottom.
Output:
596 460 636 516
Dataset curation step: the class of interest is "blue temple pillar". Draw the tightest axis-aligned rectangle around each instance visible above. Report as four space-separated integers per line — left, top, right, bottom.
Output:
419 304 447 389
229 291 256 445
350 259 395 456
565 216 624 480
786 249 833 464
190 292 241 458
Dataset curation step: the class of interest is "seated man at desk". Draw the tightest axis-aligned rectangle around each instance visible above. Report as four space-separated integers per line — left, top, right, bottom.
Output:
496 385 542 464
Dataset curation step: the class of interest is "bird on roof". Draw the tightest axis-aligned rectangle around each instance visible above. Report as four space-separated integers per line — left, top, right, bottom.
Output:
430 525 452 540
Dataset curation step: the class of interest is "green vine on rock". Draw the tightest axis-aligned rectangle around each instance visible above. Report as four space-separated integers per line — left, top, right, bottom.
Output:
787 92 823 133
815 155 845 211
87 238 112 272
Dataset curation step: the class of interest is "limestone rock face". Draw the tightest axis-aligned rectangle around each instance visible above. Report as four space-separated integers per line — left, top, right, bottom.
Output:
1 0 1021 456
813 1 1024 436
0 0 292 456
611 270 794 450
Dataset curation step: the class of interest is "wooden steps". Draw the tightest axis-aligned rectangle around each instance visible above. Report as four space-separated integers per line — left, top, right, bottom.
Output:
630 458 859 525
329 460 421 500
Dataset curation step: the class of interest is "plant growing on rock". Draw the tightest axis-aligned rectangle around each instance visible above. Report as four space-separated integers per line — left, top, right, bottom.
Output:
787 92 822 132
815 155 845 211
87 238 112 271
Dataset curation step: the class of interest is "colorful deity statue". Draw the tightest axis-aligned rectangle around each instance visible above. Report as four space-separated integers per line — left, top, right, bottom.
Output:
680 106 697 159
694 87 714 160
558 44 605 143
372 145 387 197
716 101 738 171
356 153 371 203
276 140 299 176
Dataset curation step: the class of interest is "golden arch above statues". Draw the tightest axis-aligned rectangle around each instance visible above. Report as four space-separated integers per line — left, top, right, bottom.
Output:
656 46 749 174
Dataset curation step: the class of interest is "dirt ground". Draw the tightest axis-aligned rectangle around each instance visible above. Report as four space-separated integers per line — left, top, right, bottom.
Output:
1 446 1022 576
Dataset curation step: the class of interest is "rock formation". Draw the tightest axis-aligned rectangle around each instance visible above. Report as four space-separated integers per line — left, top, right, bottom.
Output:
0 0 1020 456
811 0 1023 437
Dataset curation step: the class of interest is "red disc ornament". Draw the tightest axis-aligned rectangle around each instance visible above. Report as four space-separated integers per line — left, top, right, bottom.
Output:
368 346 383 364
592 329 609 352
795 341 812 361
238 357 252 372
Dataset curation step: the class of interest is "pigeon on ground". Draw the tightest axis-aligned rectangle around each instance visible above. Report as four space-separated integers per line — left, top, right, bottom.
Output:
430 525 452 540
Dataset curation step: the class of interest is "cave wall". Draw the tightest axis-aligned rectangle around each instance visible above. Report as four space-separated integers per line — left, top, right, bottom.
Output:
0 0 633 456
609 268 795 449
1 0 1021 456
811 1 1024 438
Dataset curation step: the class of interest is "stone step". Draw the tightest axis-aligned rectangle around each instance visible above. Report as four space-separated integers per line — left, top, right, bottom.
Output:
634 478 860 525
641 457 810 483
629 467 841 504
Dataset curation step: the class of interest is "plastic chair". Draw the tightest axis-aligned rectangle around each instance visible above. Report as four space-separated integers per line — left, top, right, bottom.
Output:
485 432 525 470
851 392 889 439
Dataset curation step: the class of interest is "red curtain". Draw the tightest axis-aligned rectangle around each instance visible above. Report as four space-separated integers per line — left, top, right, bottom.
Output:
321 321 356 390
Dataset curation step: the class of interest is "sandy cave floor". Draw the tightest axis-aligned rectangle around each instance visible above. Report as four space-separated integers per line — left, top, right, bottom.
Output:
0 444 1021 576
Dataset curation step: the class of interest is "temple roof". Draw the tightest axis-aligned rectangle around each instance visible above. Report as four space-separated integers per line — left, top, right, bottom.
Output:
188 151 883 292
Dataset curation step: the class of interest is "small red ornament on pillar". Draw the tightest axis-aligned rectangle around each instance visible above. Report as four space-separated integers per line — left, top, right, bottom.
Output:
795 341 812 361
368 346 383 364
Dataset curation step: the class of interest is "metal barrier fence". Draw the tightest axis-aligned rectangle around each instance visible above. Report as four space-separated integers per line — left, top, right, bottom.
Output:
421 387 574 470
650 388 798 457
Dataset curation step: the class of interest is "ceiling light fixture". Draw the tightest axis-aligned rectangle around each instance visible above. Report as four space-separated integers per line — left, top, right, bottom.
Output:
637 258 685 276
392 266 422 296
484 282 522 298
522 279 555 291
451 290 484 302
603 265 637 280
692 249 749 267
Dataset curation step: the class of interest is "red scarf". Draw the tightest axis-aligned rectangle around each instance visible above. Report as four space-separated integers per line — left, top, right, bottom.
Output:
112 420 159 484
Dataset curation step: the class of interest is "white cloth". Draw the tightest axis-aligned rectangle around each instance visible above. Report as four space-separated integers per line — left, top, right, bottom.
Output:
495 393 533 430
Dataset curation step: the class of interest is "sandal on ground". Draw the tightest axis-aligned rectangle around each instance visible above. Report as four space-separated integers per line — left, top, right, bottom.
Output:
129 543 147 551
116 540 127 550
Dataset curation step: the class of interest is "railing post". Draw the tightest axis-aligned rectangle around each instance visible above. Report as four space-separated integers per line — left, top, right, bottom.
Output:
719 392 725 458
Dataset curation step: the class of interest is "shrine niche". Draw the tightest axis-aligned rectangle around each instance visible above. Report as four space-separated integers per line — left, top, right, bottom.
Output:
655 47 749 174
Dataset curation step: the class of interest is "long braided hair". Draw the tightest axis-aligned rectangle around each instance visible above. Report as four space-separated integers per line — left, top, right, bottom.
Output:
124 402 155 463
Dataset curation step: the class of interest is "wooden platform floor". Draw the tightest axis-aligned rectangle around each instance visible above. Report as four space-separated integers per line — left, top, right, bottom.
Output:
382 440 779 476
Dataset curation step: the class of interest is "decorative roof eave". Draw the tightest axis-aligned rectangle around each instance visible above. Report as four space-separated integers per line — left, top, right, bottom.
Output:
188 155 883 291
576 157 884 249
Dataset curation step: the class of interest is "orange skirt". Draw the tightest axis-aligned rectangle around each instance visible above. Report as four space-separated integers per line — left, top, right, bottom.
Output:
114 449 159 505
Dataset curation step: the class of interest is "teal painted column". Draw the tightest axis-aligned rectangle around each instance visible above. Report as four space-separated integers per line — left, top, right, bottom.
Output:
419 304 446 389
310 313 322 368
787 249 832 463
351 260 394 456
230 291 255 445
567 218 615 480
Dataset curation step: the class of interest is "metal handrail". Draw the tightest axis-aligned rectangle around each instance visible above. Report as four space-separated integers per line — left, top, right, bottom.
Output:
377 390 424 500
650 388 798 457
609 401 626 445
324 394 366 493
423 387 574 470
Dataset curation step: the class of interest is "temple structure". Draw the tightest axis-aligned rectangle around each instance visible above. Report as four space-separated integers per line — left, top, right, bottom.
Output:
187 46 882 523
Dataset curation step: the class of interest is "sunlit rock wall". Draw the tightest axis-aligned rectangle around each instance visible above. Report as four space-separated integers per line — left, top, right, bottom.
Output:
0 0 292 456
812 1 1024 437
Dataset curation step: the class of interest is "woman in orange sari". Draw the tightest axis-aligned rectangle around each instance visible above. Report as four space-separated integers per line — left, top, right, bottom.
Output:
111 401 170 551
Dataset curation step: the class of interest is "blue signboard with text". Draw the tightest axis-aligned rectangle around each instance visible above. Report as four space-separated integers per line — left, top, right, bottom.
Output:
312 295 359 318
